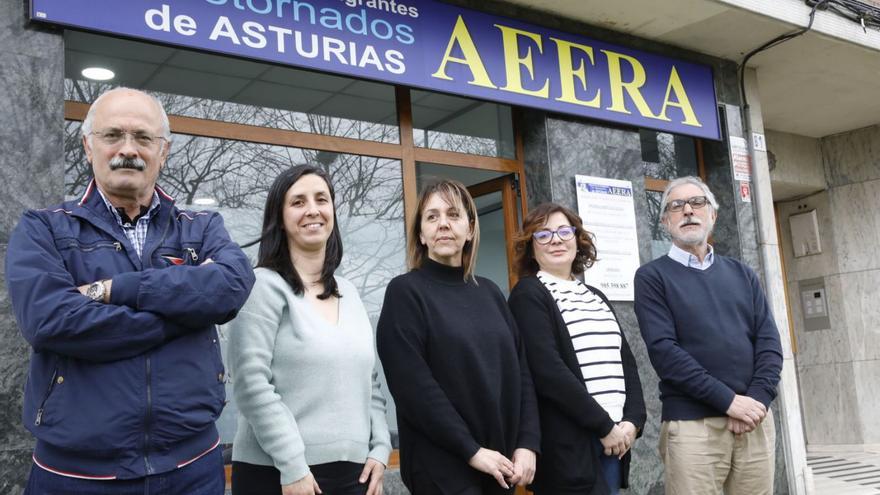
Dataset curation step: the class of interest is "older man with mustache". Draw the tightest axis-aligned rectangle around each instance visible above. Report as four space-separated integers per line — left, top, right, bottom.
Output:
633 176 782 495
6 87 255 494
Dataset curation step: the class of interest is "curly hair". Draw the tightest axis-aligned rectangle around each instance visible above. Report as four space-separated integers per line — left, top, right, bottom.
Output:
512 202 597 278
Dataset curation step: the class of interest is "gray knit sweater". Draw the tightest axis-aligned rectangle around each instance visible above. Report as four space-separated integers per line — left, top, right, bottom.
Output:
228 267 391 485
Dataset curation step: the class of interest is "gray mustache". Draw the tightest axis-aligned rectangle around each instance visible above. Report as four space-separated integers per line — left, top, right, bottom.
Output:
679 219 702 227
109 157 146 171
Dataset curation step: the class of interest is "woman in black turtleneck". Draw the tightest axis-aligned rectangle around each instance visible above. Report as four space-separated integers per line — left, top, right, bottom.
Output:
377 180 540 495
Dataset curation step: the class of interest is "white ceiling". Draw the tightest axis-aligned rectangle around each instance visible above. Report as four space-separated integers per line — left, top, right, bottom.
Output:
501 0 880 138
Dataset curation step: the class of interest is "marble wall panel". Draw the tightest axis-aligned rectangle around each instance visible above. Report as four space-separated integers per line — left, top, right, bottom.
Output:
838 269 880 362
0 448 32 494
701 109 743 262
771 402 790 495
766 130 825 193
0 5 65 489
520 110 552 209
0 51 65 243
828 180 880 274
796 362 862 445
383 470 409 495
786 277 850 367
776 193 839 284
820 124 880 188
0 244 32 452
711 104 765 274
617 305 664 495
0 0 63 59
852 360 880 445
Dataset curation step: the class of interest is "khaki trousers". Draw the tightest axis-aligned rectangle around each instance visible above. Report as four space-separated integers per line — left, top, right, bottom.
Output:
659 410 775 495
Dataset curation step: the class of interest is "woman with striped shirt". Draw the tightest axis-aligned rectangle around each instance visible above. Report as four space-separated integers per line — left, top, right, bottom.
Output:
508 203 646 495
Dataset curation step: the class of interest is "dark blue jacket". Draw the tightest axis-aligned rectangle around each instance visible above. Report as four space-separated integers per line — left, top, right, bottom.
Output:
5 181 255 480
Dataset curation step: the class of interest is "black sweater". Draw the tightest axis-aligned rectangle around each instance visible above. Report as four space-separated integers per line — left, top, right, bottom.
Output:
508 276 646 494
377 259 541 493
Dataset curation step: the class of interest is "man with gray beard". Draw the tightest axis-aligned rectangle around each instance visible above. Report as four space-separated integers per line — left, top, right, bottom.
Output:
6 88 254 493
633 176 782 495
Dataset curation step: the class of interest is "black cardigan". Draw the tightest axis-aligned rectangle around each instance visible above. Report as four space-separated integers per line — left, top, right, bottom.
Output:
377 259 541 494
508 276 646 495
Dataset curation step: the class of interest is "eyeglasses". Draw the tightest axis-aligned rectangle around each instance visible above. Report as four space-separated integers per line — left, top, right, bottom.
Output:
90 129 167 149
664 195 709 213
532 225 576 244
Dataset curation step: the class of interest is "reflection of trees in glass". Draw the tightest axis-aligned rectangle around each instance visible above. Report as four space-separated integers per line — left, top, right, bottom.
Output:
64 126 405 317
415 129 501 157
642 131 699 181
65 79 398 144
646 191 672 260
643 132 676 179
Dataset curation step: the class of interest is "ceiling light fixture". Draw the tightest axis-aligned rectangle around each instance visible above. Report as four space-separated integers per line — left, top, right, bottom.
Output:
81 67 115 81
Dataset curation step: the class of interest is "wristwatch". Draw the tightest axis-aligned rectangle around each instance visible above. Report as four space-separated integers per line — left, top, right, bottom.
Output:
86 280 106 303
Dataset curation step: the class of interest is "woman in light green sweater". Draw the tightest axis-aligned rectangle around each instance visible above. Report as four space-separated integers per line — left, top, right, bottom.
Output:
228 165 391 495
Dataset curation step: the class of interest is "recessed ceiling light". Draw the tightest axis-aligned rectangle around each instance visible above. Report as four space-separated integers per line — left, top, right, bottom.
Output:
81 67 115 81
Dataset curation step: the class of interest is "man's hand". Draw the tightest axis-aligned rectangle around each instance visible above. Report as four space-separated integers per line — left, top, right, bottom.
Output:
727 417 754 435
359 458 385 495
726 394 766 428
507 448 536 486
618 421 638 458
282 472 322 495
600 423 628 458
468 447 514 489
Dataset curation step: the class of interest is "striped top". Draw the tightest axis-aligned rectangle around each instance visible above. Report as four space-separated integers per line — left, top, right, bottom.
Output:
538 271 626 421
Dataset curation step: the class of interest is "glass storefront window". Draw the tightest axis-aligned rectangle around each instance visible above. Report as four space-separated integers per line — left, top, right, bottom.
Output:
411 90 515 158
640 130 700 259
65 31 399 143
645 190 673 260
640 130 699 180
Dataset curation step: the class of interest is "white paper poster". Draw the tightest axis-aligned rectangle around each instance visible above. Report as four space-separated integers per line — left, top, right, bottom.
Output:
730 136 752 181
575 175 640 301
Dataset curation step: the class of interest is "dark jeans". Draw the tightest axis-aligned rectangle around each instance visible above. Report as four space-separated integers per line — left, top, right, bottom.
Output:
232 461 368 495
24 447 224 495
595 438 622 495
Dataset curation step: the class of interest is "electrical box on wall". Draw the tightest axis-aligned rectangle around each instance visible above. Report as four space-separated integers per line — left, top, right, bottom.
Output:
789 209 822 257
798 277 831 332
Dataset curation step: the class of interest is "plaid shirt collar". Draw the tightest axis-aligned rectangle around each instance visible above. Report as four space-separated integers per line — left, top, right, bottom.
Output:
96 186 161 257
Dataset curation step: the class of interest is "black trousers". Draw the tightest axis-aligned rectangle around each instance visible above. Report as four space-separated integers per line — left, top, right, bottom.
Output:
408 476 515 495
231 461 368 495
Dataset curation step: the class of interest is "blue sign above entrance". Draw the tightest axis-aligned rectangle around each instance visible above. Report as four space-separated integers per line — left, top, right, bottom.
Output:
31 0 721 140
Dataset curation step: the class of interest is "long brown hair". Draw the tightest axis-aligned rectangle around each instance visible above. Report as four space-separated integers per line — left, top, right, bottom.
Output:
513 202 597 278
248 165 343 299
407 179 480 282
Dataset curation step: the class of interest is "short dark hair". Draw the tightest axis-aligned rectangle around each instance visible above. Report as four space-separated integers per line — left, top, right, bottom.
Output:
251 164 343 299
512 202 597 278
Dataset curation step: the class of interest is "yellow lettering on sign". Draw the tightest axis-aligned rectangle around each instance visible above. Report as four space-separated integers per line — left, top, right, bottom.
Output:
658 66 702 127
431 15 496 89
494 24 549 98
550 37 600 108
603 50 660 119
